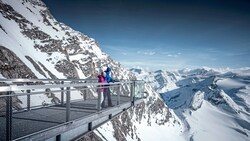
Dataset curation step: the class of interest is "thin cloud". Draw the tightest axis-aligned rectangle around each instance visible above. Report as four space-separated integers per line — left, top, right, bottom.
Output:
225 52 250 57
167 53 180 57
137 50 156 56
161 51 182 57
122 52 127 55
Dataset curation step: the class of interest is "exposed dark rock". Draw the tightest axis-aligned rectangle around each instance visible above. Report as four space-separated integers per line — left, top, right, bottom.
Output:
134 102 146 123
0 46 37 111
26 6 34 14
76 132 103 141
39 8 57 32
0 2 30 24
45 88 60 104
0 92 23 112
22 27 51 40
147 98 171 125
0 24 7 34
55 59 79 79
38 61 57 79
112 116 127 141
28 0 46 7
0 46 37 79
34 38 63 53
25 56 47 78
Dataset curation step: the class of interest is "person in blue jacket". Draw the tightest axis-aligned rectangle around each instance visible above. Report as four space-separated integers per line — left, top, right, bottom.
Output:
103 66 114 107
105 67 113 83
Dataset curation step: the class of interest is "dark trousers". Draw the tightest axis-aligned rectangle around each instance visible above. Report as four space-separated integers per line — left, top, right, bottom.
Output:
101 87 112 107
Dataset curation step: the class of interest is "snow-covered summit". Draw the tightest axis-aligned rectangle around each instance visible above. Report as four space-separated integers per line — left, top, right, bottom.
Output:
130 68 179 93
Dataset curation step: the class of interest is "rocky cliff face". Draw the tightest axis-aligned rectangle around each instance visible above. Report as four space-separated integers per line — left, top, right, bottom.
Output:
0 0 180 140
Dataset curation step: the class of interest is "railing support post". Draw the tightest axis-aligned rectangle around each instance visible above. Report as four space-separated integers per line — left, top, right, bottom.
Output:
56 134 61 141
117 84 120 106
26 82 31 111
130 81 135 106
6 91 13 141
27 89 31 111
97 89 101 112
61 81 64 106
83 81 87 100
66 87 71 122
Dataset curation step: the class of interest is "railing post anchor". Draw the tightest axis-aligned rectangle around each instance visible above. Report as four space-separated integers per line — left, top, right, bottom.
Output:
88 122 92 131
56 134 61 141
109 114 112 119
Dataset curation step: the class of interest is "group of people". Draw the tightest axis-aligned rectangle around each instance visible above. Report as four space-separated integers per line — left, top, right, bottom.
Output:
97 66 114 108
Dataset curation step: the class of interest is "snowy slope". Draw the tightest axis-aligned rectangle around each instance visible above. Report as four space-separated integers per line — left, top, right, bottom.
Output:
161 68 250 141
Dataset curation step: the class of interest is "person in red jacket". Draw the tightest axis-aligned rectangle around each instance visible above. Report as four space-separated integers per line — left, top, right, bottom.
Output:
97 71 106 108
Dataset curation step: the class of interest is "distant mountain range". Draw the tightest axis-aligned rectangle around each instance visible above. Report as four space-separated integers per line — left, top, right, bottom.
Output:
131 67 250 141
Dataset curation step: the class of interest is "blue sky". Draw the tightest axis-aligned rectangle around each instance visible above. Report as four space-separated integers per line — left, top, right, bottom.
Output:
43 0 250 70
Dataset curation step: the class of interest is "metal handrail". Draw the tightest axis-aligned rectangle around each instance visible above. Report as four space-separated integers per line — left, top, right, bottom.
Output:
0 78 97 82
0 79 145 141
0 78 133 83
0 84 125 98
0 81 133 93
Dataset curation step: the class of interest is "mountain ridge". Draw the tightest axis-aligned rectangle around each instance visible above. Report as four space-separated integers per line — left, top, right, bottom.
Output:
130 67 250 141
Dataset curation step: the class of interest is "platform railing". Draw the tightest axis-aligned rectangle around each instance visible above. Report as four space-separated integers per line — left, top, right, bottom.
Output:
0 79 145 141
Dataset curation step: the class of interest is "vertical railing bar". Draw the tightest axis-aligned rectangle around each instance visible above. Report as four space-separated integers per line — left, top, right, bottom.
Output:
130 82 132 101
97 87 101 112
133 81 136 102
142 82 145 99
27 89 31 111
61 81 64 106
83 81 87 101
117 83 120 106
6 91 13 141
66 87 70 122
130 82 134 106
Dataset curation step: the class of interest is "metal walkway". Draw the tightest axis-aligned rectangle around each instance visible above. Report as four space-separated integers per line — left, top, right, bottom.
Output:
0 79 145 141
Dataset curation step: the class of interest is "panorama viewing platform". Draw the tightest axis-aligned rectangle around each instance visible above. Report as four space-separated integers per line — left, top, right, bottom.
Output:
0 79 146 141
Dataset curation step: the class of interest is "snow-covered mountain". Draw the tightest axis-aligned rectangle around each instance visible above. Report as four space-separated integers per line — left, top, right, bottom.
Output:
0 0 135 107
130 68 180 93
91 82 185 141
133 67 250 141
0 1 183 140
